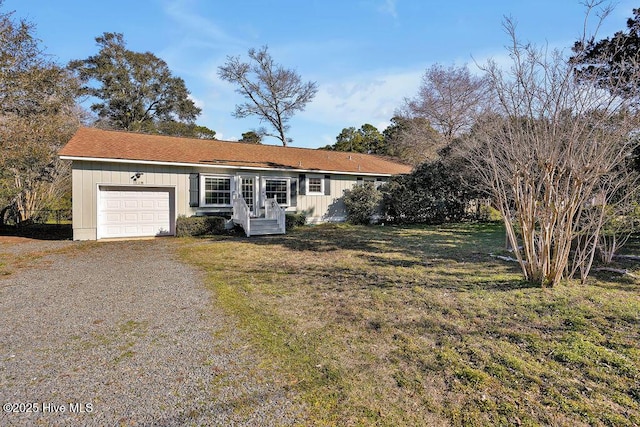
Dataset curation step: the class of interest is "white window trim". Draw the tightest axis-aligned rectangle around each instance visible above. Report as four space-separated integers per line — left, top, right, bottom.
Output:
263 176 291 206
306 174 325 195
200 174 234 207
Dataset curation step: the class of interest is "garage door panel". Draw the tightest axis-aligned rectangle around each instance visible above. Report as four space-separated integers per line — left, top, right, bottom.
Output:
105 213 123 222
139 225 159 234
104 225 139 235
125 225 140 234
98 187 174 239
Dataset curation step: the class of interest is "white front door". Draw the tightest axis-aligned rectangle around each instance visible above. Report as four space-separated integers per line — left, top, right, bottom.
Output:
97 186 174 239
240 176 257 216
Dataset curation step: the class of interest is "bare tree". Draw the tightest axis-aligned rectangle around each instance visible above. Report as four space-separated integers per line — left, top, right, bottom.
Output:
595 190 640 264
1 110 82 224
464 12 640 287
382 115 445 165
0 5 82 225
405 63 489 142
218 46 318 146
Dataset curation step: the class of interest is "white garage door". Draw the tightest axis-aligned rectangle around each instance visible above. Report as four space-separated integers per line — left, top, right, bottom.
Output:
98 186 174 239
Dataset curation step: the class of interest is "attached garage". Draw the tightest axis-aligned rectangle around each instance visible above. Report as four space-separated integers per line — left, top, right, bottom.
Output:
60 128 413 240
97 186 175 239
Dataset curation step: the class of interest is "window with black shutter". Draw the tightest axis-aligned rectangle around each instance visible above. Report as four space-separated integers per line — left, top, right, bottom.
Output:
189 173 199 207
299 174 306 195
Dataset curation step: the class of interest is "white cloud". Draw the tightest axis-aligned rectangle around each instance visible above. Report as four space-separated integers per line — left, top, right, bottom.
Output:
378 0 398 20
188 94 205 110
158 1 428 143
469 50 512 74
158 0 253 79
162 0 246 50
301 68 423 130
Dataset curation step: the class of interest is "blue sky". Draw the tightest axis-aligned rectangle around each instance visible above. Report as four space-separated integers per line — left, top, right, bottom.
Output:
4 0 637 148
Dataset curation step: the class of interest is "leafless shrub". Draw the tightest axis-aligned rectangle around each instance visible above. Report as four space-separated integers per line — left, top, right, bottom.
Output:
464 11 640 286
405 63 489 142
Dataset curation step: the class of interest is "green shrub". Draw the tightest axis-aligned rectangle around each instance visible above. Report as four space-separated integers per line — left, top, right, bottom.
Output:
478 204 502 222
381 160 479 224
286 212 307 229
176 215 227 237
343 182 382 225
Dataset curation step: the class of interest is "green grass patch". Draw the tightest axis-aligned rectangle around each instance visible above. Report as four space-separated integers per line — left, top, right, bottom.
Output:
179 223 640 426
118 319 148 336
181 239 350 425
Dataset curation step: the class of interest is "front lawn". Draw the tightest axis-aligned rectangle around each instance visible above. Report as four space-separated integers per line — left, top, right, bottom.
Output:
179 223 640 426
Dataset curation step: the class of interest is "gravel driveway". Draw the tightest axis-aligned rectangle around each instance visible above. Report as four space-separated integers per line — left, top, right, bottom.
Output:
0 238 305 426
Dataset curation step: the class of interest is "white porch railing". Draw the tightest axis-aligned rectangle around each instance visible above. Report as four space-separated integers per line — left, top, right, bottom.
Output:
233 194 286 236
232 193 251 236
265 198 286 234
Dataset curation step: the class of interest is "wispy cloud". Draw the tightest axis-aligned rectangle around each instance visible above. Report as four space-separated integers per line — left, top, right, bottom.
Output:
197 61 427 144
377 0 398 20
162 0 247 49
302 68 423 130
160 0 421 145
158 0 253 78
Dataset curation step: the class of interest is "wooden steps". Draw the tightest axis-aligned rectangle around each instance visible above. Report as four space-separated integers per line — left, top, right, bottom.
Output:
248 218 283 236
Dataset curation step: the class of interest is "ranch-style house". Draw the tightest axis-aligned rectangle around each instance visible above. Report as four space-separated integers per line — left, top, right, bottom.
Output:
58 127 412 240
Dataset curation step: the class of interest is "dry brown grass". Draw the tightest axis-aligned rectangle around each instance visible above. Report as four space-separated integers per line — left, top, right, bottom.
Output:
179 223 640 426
0 240 97 277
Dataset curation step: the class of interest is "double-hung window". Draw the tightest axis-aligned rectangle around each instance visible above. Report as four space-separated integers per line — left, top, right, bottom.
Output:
202 176 232 206
307 176 324 195
264 178 289 205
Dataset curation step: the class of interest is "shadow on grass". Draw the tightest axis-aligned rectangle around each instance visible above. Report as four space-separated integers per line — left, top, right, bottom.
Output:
305 263 535 293
244 222 504 255
0 224 72 240
587 271 640 292
223 222 536 293
187 225 640 426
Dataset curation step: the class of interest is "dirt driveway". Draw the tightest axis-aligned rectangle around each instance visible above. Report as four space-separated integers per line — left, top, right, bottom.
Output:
0 238 304 426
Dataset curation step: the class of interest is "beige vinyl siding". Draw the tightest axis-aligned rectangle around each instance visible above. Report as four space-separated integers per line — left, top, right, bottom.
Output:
71 161 199 240
297 175 361 223
70 160 391 239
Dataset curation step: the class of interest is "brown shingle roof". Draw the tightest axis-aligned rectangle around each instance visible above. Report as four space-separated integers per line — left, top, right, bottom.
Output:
59 127 412 175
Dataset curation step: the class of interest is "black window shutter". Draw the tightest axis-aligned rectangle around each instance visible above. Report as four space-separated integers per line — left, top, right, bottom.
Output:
324 175 331 196
290 178 298 207
189 173 199 207
299 174 306 195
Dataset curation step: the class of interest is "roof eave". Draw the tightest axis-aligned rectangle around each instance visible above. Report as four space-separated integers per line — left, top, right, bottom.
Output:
58 155 403 177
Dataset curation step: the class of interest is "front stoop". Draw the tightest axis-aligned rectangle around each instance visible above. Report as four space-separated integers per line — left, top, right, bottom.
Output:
248 218 284 236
